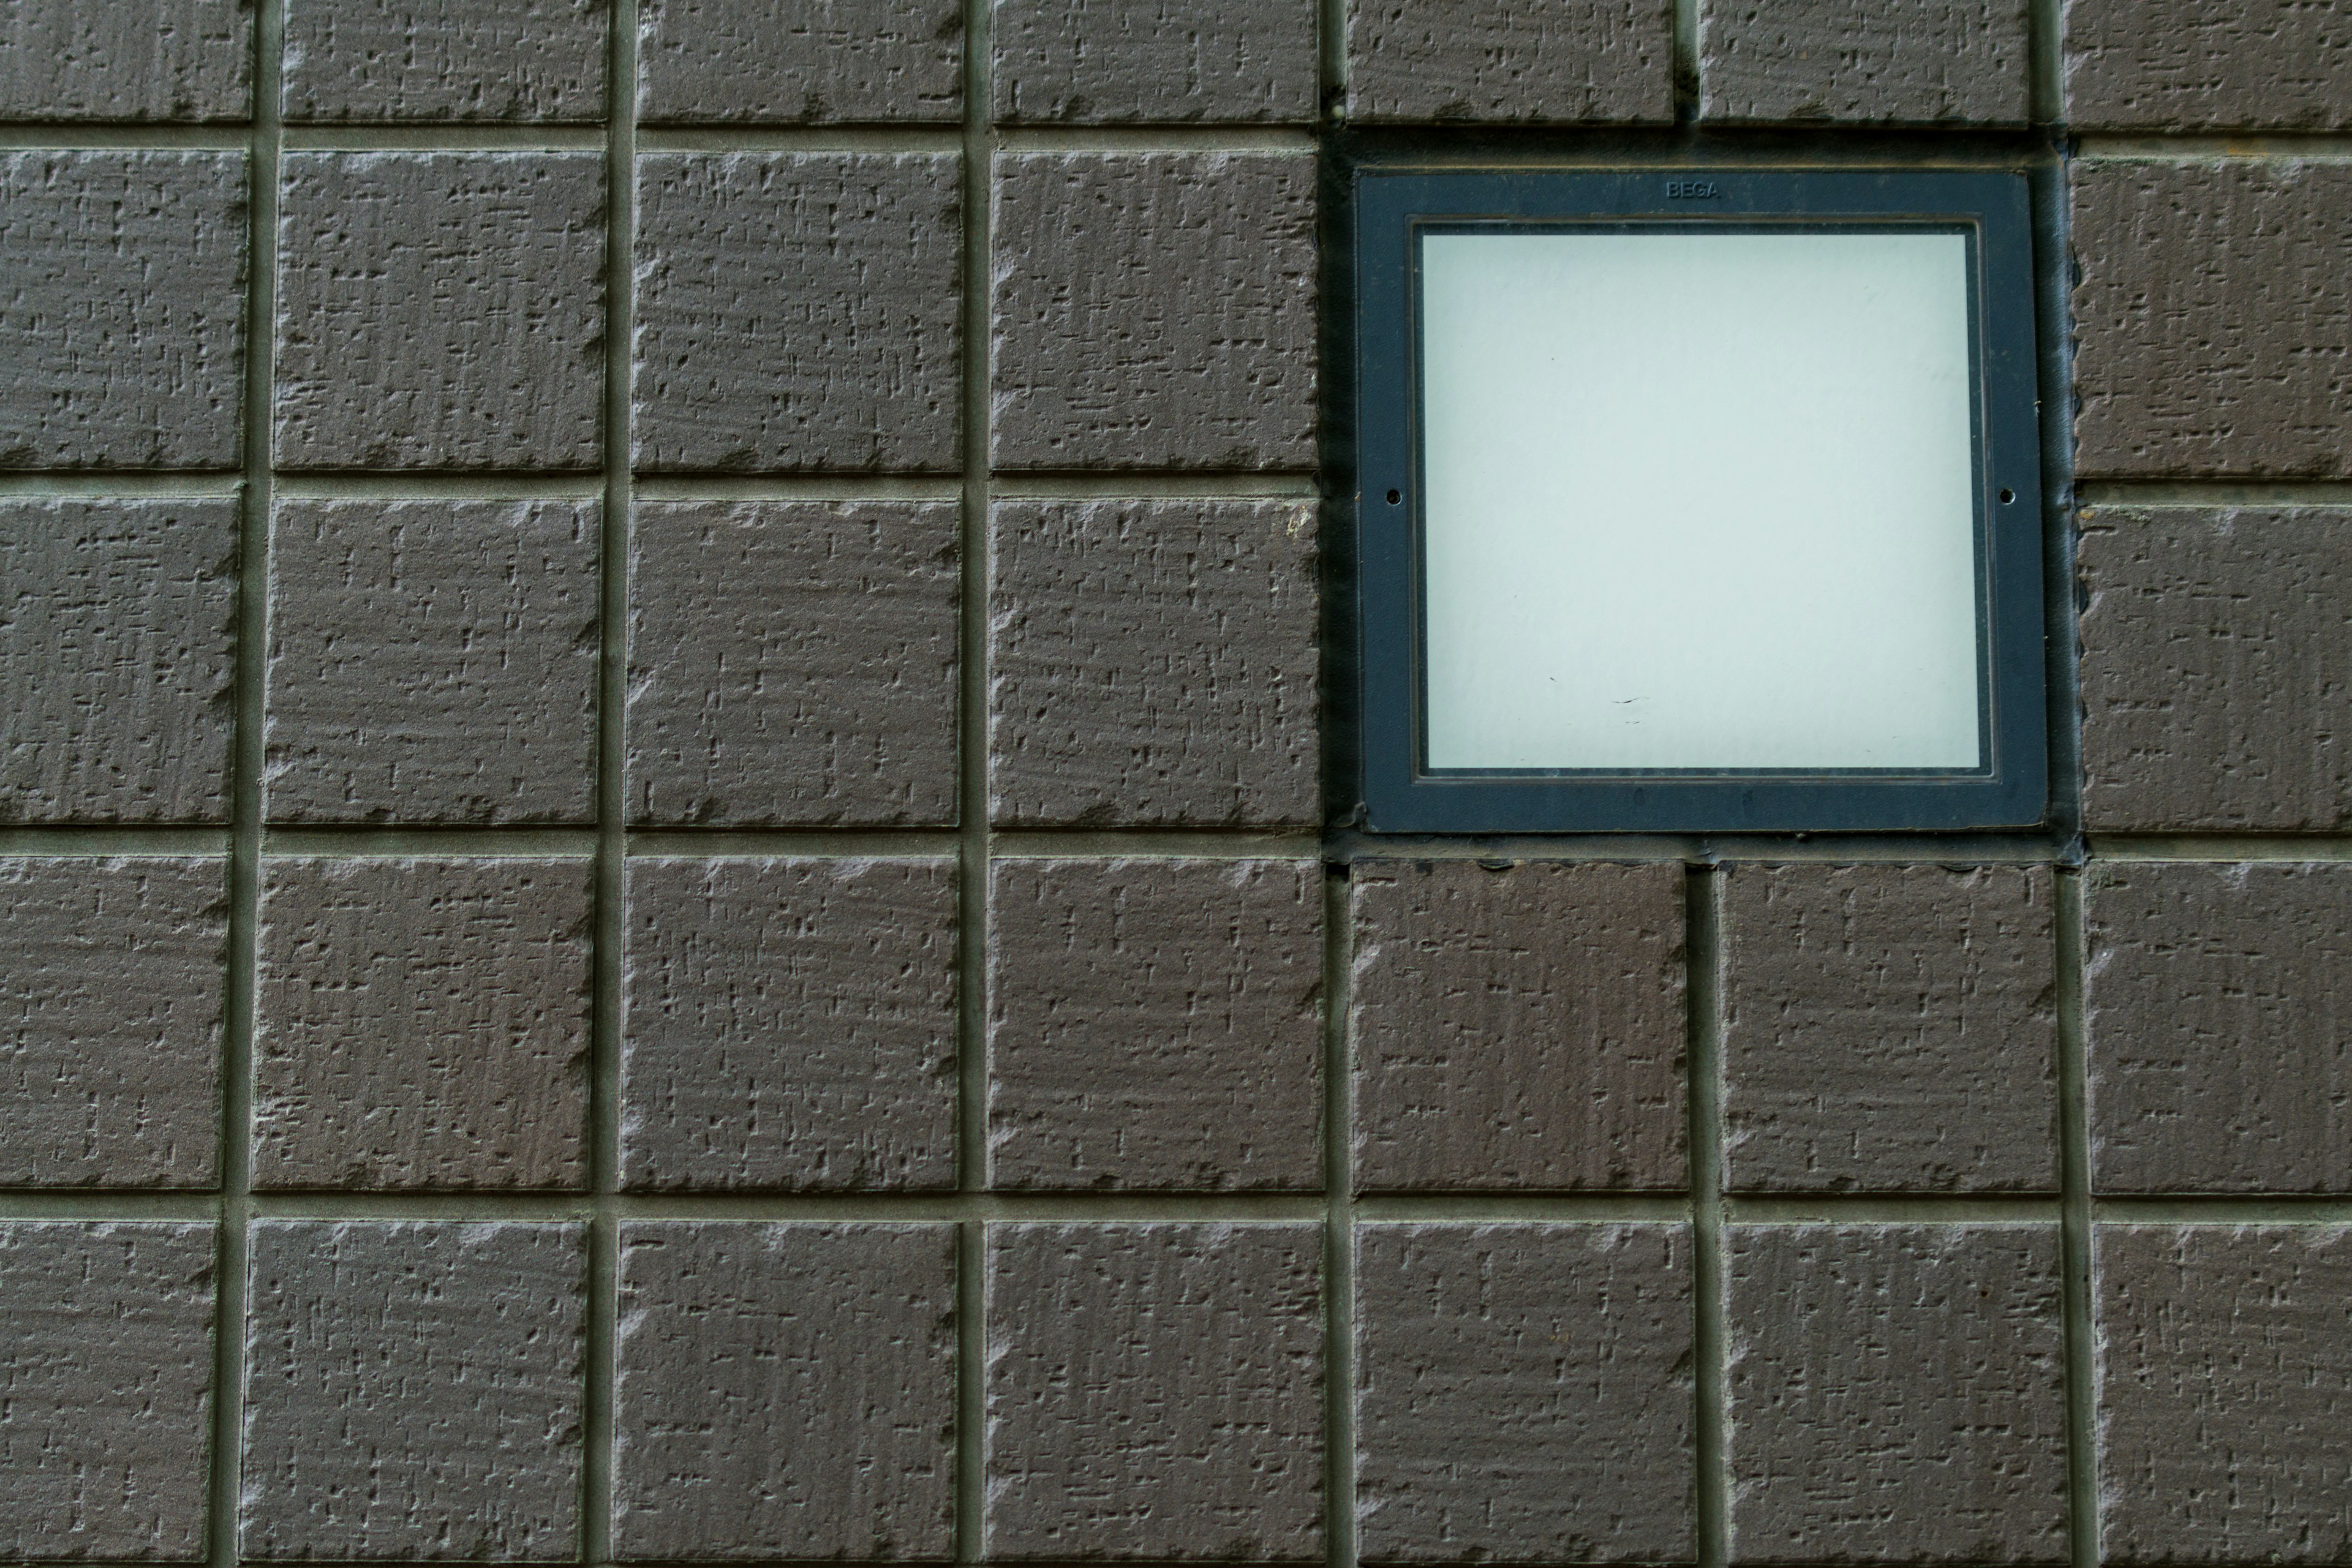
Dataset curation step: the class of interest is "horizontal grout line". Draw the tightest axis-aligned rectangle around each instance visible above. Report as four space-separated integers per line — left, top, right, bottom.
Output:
262 826 598 858
0 1193 223 1221
627 829 962 858
1725 1195 2064 1223
2092 1197 2352 1224
996 126 1317 153
1330 830 2079 865
991 829 1324 858
2078 481 2352 508
281 125 604 151
0 828 231 857
0 472 242 497
0 126 248 148
990 472 1323 500
1346 140 2051 171
2072 134 2352 160
1353 1194 1691 1221
638 126 962 153
632 473 963 502
242 1192 1336 1223
274 472 605 501
2088 835 2352 862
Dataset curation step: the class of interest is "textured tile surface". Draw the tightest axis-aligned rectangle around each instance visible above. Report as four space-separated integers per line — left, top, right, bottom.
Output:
1344 0 1672 123
2071 160 2352 480
0 498 239 823
0 0 248 119
632 152 961 472
2086 862 2352 1194
1351 861 1686 1193
1 858 224 1188
2095 1224 2352 1563
1725 1224 2069 1564
989 858 1323 1190
0 151 246 469
986 1223 1323 1559
988 498 1319 827
992 0 1318 122
274 151 605 470
282 0 606 120
637 0 963 123
0 1221 216 1561
627 499 959 825
612 1222 957 1558
1721 864 2059 1193
2079 507 2352 832
253 858 592 1191
265 498 600 824
1699 0 2028 123
1355 1223 1694 1563
241 1220 585 1560
2065 0 2352 130
622 858 958 1190
990 152 1316 469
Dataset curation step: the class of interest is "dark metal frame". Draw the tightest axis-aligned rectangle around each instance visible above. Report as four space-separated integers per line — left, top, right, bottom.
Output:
1352 167 2048 834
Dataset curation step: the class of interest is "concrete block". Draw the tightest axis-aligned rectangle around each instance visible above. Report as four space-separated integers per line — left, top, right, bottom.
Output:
611 1221 957 1558
1722 864 2060 1193
1351 860 1687 1192
1725 1224 2069 1564
989 858 1322 1190
240 1220 584 1559
274 151 603 470
992 0 1318 123
1 858 224 1188
988 497 1319 827
253 858 592 1191
0 498 238 823
0 0 247 119
282 0 606 121
1355 1223 1694 1562
0 152 245 468
1344 0 1672 123
2086 862 2352 1194
1699 0 2029 123
2065 0 2352 130
631 152 961 472
265 498 598 824
626 499 959 825
986 1222 1323 1559
638 0 962 123
990 151 1316 469
621 857 957 1190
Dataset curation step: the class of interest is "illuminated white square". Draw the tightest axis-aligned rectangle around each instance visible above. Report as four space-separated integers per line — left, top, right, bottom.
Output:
1418 228 1981 772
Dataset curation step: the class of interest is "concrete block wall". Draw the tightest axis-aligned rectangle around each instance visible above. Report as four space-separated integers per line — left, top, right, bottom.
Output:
2 0 2348 1562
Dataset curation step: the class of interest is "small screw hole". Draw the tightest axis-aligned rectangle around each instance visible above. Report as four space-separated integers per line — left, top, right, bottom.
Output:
1385 489 1402 505
1998 488 2016 503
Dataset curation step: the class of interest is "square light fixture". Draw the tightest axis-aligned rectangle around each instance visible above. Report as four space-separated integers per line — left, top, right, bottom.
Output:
1352 169 2047 833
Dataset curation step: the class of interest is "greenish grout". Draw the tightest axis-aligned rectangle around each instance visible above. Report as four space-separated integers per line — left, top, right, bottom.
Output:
279 124 605 151
1354 1193 1694 1222
996 126 1318 153
1687 865 1727 1568
2029 0 2065 127
0 472 243 497
271 471 606 499
2079 481 2352 507
2056 870 2098 1568
2089 835 2352 862
1673 0 1702 123
0 124 248 148
1322 866 1356 1566
2072 134 2352 159
1722 1195 2066 1223
638 124 962 153
0 829 232 858
989 470 1324 498
632 472 964 501
991 829 1324 859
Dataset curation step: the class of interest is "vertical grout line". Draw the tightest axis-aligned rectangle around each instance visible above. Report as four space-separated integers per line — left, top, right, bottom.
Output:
208 2 281 1559
584 2 638 1561
2056 868 2098 1568
955 0 995 1559
1673 0 1702 126
1686 864 1727 1568
1322 868 1356 1568
1319 0 1348 121
2030 0 2066 129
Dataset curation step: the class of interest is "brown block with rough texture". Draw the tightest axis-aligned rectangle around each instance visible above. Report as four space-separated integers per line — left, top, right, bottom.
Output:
621 858 957 1191
0 0 249 119
1349 861 1686 1193
240 1220 584 1560
0 1223 214 1560
1344 0 1671 123
1 858 224 1188
2065 0 2352 131
2071 160 2352 480
627 499 959 826
1725 1224 2069 1564
988 498 1319 827
0 151 246 469
612 1222 957 1558
253 858 592 1191
986 1223 1323 1559
274 151 604 470
990 152 1316 470
992 0 1317 123
1722 864 2059 1193
2079 507 2352 832
1698 0 2028 124
988 858 1322 1191
2095 1224 2352 1563
632 153 961 472
282 0 606 120
1355 1223 1694 1563
2086 862 2352 1194
1 499 238 823
265 499 600 824
637 0 963 123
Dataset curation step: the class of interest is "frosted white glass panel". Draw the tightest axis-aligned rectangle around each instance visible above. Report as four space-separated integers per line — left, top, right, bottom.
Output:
1418 228 1982 771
